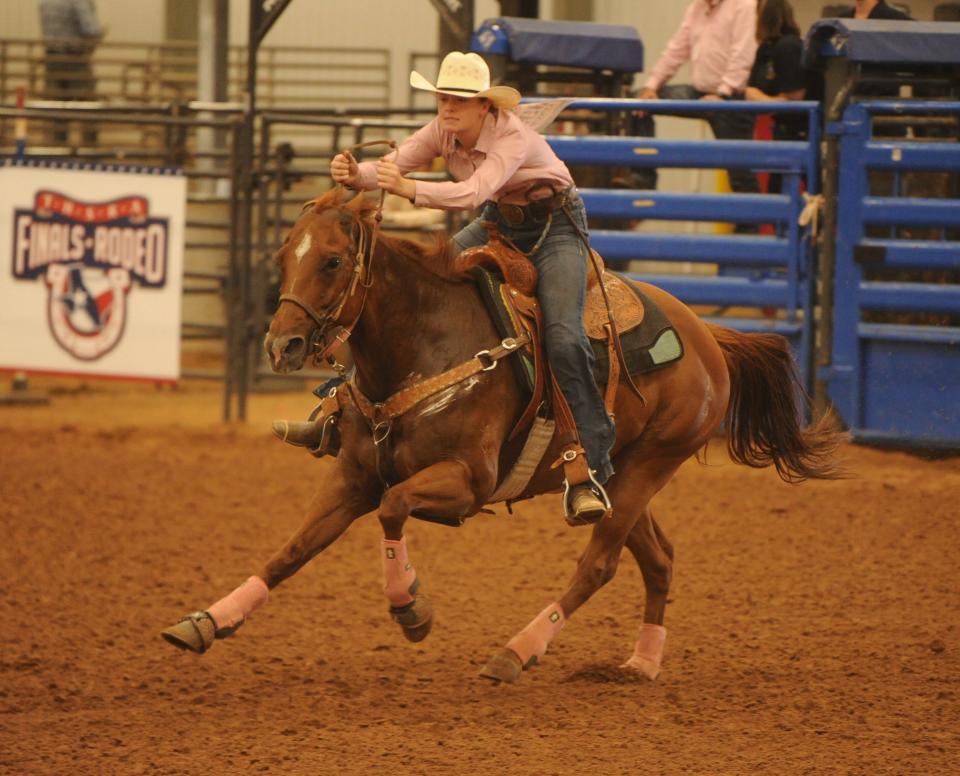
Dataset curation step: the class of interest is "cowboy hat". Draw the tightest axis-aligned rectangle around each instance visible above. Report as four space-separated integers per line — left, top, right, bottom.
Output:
410 51 521 110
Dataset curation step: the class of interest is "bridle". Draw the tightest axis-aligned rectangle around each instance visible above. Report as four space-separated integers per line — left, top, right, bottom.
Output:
276 214 371 363
276 139 397 365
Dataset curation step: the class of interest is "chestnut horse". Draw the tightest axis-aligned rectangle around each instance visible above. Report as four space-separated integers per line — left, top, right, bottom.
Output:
162 188 841 682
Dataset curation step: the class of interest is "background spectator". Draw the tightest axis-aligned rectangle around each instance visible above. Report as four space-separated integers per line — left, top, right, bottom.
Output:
40 0 104 143
632 0 760 196
745 0 823 191
842 0 913 20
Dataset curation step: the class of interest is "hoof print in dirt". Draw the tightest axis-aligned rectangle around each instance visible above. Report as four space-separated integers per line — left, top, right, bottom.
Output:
563 663 648 684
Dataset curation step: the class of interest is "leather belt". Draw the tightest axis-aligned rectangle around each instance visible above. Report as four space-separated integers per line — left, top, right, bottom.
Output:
497 187 572 226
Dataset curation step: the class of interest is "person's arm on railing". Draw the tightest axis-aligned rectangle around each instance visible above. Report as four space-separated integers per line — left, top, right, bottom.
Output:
745 36 806 102
640 4 695 97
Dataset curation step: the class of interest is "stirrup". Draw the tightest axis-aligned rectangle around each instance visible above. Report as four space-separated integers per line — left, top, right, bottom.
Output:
563 470 612 526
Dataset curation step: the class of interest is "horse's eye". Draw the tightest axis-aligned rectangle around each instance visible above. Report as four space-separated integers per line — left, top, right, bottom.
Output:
324 256 342 270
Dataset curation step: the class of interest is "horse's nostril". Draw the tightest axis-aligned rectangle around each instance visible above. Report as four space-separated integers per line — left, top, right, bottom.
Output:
284 336 306 357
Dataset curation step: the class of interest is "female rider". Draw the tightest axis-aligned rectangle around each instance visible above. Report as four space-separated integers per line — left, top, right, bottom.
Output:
331 52 614 524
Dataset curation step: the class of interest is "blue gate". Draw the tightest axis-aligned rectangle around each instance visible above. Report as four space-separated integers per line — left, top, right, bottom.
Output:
827 100 960 448
538 98 821 388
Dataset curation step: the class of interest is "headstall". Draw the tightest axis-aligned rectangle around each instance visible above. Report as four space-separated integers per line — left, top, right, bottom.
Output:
276 139 398 366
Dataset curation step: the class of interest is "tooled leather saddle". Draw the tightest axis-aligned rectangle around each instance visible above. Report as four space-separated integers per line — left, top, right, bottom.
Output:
455 229 683 437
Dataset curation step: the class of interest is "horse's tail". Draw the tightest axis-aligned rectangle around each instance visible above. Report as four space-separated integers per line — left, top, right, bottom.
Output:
708 324 845 483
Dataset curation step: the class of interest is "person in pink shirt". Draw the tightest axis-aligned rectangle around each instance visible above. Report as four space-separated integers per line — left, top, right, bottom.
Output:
632 0 760 196
330 52 615 524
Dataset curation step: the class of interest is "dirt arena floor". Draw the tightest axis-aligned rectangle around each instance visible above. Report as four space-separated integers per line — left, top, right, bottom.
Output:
1 374 958 775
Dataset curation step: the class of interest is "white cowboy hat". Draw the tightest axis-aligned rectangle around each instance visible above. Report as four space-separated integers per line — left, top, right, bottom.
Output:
410 51 521 110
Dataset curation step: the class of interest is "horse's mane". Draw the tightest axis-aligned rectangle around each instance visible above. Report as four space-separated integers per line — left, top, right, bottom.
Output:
304 187 463 281
381 232 461 281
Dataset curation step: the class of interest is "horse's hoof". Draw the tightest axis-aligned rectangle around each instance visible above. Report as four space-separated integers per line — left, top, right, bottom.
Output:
161 611 216 654
619 654 660 681
390 594 433 643
479 648 525 683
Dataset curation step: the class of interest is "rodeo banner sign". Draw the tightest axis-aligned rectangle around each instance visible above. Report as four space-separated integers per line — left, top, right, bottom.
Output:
0 159 185 381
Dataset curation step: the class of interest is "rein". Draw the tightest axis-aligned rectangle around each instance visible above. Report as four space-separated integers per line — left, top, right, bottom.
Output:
560 200 647 407
276 139 398 365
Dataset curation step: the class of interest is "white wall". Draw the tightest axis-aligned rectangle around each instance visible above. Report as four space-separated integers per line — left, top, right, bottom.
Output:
239 0 500 105
1 1 502 106
4 1 950 86
5 0 951 47
229 0 503 107
0 0 165 42
3 0 950 107
228 0 435 107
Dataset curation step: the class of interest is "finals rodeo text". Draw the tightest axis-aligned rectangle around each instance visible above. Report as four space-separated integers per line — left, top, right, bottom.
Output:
10 190 171 360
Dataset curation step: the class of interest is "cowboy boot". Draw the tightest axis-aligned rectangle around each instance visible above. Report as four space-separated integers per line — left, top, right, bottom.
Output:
568 484 608 525
271 418 325 449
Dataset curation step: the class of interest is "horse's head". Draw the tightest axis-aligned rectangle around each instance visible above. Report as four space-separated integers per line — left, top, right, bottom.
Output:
265 189 375 373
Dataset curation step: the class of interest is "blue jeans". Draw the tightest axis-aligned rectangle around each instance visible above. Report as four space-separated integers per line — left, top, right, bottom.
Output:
453 190 615 484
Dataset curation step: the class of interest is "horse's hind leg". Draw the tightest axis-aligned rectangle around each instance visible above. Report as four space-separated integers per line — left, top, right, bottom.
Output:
162 467 376 654
480 452 685 683
651 515 674 563
620 509 674 680
626 510 673 625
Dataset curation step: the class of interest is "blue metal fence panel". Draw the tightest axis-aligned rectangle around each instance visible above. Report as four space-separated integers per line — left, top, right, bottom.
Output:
546 136 809 171
589 231 791 265
534 98 822 188
579 189 794 223
642 274 791 307
828 101 960 448
859 282 960 315
862 198 960 227
859 240 960 270
863 142 960 173
542 98 820 389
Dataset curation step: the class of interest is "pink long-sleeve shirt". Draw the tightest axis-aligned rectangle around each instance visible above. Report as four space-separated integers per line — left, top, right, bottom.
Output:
644 0 758 97
354 109 573 210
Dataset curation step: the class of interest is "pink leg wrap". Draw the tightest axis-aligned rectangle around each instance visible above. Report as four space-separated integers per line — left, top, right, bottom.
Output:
207 576 269 630
621 623 667 679
506 603 566 666
382 538 416 608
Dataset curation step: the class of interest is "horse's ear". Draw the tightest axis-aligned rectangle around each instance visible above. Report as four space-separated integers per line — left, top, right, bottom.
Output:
344 192 368 213
311 187 345 213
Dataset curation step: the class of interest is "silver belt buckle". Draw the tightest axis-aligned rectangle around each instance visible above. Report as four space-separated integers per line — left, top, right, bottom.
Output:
499 203 525 225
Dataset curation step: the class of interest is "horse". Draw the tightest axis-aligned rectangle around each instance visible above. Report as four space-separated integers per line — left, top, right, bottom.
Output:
162 187 842 682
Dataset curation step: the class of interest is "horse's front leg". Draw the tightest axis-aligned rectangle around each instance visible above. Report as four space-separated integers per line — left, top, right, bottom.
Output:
162 465 376 654
377 458 481 643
